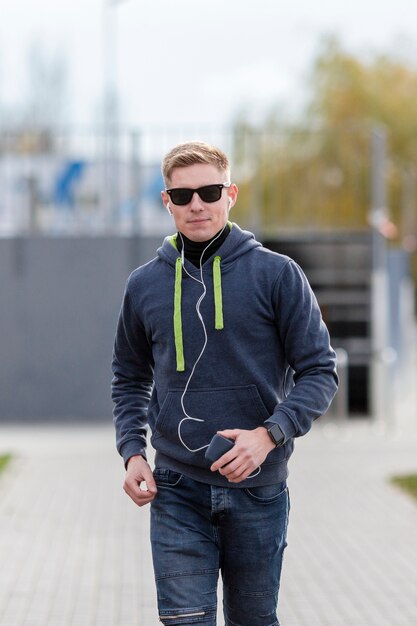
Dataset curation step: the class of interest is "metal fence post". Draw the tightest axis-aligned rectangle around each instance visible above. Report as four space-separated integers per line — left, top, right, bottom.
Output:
334 347 349 419
369 126 391 424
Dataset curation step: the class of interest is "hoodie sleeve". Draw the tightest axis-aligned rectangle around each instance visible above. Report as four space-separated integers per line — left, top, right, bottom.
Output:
111 280 154 467
265 260 338 441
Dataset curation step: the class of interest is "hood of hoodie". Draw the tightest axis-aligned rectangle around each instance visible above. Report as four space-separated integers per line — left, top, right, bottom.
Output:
156 222 262 372
157 222 261 270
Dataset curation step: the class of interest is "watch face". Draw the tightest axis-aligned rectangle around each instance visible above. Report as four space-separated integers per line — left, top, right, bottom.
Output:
269 424 284 446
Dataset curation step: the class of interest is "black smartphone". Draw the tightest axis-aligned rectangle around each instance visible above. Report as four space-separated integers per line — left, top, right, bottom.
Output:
205 434 235 463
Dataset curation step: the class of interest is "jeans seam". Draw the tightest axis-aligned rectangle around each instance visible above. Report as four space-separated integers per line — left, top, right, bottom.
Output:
224 619 280 626
225 586 278 598
156 568 218 580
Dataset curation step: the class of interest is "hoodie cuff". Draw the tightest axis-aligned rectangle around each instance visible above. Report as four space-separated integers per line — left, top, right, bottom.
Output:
120 440 147 469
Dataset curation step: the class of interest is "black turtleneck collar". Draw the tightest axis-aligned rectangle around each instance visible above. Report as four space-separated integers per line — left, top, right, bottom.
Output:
176 224 230 267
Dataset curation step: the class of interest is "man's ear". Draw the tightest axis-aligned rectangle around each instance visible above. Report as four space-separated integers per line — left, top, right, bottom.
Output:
161 190 172 214
227 183 239 210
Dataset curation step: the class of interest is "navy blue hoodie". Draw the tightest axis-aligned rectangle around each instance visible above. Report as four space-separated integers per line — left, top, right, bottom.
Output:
112 223 338 487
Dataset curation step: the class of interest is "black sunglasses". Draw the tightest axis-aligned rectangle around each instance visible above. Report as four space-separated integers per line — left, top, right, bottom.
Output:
165 183 231 206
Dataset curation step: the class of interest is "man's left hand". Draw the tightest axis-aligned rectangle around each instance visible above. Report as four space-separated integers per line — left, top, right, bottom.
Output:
210 426 276 483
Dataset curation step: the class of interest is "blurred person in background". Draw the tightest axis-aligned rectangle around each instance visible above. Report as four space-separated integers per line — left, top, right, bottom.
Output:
112 141 338 626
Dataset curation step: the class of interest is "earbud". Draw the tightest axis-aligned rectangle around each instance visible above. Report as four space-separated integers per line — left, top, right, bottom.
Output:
228 199 233 210
166 202 172 215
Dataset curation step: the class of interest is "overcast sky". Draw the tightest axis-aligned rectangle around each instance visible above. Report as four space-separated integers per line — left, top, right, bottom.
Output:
1 0 417 131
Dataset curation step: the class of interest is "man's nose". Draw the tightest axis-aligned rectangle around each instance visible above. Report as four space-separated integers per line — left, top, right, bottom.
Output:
189 191 203 210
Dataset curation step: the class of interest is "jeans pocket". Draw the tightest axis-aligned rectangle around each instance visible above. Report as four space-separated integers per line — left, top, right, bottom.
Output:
244 481 287 503
153 468 183 487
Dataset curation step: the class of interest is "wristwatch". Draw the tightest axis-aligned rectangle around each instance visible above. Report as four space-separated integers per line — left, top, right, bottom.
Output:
266 423 285 447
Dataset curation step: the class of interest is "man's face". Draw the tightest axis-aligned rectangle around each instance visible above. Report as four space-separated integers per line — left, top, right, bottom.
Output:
161 163 238 242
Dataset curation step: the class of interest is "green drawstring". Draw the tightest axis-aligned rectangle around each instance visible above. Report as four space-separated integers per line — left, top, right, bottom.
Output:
173 256 224 371
213 256 224 330
174 257 185 372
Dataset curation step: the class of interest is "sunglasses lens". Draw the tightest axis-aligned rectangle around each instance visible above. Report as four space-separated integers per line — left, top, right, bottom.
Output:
198 185 222 203
169 189 192 205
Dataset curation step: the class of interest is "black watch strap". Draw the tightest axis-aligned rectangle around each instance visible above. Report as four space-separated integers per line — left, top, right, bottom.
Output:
266 423 285 447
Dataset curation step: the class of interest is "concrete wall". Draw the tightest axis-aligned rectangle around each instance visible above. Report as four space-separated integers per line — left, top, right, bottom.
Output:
2 233 414 422
0 236 161 421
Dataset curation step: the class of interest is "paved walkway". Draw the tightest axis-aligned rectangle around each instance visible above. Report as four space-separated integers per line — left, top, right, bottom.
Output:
0 419 416 626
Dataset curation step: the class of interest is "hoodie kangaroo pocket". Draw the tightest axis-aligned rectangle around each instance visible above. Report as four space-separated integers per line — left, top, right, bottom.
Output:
153 384 270 460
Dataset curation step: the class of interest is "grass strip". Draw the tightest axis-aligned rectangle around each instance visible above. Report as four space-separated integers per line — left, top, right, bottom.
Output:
0 454 12 474
391 474 417 502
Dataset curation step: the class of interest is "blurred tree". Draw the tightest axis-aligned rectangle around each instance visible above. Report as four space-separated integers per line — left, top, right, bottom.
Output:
24 41 69 130
232 36 417 245
0 40 69 154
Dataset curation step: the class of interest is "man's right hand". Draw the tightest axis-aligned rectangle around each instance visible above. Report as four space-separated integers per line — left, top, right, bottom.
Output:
123 455 157 507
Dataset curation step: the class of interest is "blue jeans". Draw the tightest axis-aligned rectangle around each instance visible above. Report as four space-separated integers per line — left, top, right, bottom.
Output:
150 470 290 626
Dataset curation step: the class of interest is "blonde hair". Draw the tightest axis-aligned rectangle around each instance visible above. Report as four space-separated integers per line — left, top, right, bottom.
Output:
162 141 230 186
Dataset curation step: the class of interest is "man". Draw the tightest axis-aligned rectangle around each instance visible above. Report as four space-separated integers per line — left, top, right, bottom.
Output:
112 141 338 626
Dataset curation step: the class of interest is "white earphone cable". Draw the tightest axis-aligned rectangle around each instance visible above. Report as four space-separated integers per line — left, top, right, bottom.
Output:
176 223 261 479
177 225 226 452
